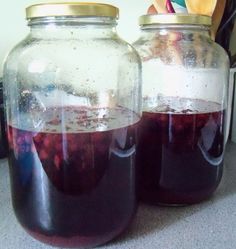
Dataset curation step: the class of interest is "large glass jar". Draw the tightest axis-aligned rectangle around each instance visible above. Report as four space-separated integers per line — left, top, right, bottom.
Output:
133 14 229 205
3 3 141 248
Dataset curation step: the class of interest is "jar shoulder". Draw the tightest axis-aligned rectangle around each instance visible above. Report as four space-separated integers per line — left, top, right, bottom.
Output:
8 35 137 59
3 35 32 72
210 42 230 65
133 35 229 68
4 35 141 78
3 35 141 91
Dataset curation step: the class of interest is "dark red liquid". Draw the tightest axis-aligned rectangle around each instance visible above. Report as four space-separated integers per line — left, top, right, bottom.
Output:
8 107 139 248
138 99 225 205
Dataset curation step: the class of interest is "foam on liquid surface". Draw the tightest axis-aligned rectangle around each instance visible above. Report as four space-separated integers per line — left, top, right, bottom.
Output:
143 96 223 114
11 106 140 133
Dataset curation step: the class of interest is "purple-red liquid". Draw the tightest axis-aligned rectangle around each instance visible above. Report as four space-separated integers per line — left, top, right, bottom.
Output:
138 98 225 205
8 106 139 248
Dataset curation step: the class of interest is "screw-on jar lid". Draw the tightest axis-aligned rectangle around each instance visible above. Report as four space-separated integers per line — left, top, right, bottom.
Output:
139 14 212 26
26 2 119 19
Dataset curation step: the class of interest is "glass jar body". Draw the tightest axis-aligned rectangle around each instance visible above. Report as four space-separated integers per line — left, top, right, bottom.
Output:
133 24 229 205
4 17 141 247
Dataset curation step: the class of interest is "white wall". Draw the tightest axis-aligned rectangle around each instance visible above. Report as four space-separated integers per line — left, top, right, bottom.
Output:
0 0 153 76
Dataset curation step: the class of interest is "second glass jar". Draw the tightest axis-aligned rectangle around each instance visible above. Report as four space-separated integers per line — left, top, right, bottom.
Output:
133 14 229 205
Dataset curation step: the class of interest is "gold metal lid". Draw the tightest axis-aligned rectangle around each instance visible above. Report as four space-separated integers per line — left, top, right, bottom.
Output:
139 14 212 26
26 2 119 19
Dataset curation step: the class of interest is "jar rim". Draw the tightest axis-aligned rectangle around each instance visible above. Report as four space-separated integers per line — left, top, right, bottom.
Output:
26 2 119 20
139 14 212 26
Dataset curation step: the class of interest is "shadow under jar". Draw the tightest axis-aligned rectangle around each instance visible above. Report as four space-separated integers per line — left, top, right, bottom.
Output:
3 2 141 248
133 14 229 206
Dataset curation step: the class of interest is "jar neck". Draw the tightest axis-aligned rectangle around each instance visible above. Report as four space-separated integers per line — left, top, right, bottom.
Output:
28 16 118 39
140 24 211 38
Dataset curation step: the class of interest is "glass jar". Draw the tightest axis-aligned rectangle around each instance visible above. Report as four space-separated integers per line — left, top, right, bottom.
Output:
0 78 8 158
3 3 141 248
133 14 229 205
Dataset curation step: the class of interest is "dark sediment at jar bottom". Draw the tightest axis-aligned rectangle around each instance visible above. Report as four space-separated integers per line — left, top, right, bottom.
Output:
25 224 130 248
